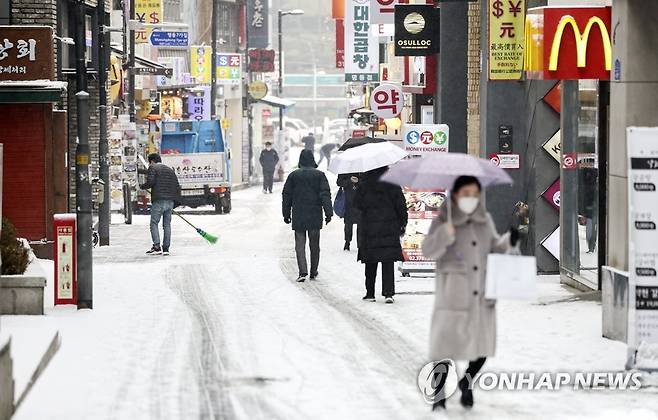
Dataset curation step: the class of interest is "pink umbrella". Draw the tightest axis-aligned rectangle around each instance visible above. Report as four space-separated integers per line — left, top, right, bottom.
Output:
381 153 513 223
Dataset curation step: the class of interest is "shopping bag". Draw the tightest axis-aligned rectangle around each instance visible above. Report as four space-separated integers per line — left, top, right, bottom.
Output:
485 254 537 300
334 187 346 218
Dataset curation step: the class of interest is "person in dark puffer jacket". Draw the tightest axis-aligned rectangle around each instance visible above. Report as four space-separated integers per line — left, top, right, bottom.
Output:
354 166 407 303
282 149 333 282
140 153 180 256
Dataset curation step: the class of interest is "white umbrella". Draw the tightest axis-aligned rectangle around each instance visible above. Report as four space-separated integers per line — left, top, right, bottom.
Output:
328 142 408 174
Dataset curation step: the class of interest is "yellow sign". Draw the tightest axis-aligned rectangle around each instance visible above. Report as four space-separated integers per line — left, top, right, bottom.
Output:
109 54 122 105
221 119 230 129
190 46 212 84
135 0 162 44
248 81 268 100
488 0 526 80
548 16 611 72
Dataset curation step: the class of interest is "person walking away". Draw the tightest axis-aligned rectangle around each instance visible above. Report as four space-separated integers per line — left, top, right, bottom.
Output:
140 153 181 256
282 150 333 282
317 142 338 167
353 167 407 304
422 176 518 410
259 142 279 194
301 132 316 153
336 173 361 251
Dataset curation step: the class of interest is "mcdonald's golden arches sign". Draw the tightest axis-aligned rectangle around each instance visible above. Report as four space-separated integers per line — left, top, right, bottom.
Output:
525 6 612 80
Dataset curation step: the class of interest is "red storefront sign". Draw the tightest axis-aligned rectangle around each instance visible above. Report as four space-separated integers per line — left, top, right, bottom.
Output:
336 19 344 69
525 7 612 80
54 214 77 305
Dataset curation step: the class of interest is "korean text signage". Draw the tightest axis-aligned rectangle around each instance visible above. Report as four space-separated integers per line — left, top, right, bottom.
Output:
489 0 525 80
628 127 658 346
370 83 403 119
248 49 275 73
217 53 242 85
187 86 210 121
372 0 409 25
345 0 380 83
336 19 345 69
404 124 449 155
525 6 612 80
191 46 211 84
394 5 440 56
150 31 188 47
248 0 269 49
0 26 53 80
135 0 162 44
54 214 77 305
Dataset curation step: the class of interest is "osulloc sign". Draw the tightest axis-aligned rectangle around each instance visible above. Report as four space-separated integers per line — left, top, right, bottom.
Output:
394 4 440 56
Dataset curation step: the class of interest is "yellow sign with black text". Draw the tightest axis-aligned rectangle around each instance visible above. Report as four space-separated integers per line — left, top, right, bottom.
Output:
489 0 525 80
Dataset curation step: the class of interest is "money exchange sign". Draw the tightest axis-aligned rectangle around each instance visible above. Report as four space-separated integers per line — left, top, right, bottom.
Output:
135 0 162 44
489 0 525 80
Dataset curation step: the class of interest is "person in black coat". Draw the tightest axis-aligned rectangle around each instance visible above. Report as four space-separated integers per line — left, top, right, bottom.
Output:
282 149 333 282
259 142 279 194
336 173 361 251
354 166 407 303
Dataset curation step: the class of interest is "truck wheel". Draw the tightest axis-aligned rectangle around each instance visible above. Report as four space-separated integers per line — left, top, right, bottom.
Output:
220 196 231 214
214 199 223 214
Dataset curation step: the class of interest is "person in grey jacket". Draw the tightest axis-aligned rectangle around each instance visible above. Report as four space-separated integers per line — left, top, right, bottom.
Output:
140 153 180 256
422 176 518 410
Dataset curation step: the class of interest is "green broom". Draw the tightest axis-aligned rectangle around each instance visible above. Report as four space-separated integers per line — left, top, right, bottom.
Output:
173 210 219 245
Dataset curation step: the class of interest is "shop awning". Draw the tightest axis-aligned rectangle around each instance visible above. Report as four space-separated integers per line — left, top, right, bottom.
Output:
111 46 173 77
259 95 295 109
0 80 67 103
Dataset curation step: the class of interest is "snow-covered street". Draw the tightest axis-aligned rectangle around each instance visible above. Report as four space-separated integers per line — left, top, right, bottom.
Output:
4 185 658 420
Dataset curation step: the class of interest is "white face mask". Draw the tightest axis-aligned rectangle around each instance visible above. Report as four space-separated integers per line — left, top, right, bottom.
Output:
457 197 480 215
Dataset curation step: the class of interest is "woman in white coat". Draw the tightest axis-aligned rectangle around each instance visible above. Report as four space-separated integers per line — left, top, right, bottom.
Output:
422 176 518 410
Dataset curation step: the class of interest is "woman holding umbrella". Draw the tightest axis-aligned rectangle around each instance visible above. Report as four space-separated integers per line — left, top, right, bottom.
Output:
422 176 518 410
381 154 519 410
353 167 408 303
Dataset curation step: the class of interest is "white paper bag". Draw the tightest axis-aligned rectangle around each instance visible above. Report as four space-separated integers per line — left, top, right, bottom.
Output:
485 254 537 300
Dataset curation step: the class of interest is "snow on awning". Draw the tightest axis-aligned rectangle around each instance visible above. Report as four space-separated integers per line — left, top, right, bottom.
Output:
0 80 67 103
259 95 295 109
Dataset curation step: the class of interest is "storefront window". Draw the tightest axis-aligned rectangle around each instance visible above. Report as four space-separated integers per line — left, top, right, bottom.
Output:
561 80 600 288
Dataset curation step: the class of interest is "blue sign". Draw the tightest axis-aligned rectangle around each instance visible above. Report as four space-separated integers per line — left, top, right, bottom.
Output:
150 31 189 47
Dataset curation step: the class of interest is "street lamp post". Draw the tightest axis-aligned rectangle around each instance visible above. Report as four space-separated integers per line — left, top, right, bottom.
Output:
277 9 304 132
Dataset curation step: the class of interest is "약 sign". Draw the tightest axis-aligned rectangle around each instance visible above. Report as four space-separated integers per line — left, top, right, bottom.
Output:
525 6 612 80
394 4 440 56
345 0 380 83
0 26 54 81
403 124 449 155
489 0 525 80
370 83 403 119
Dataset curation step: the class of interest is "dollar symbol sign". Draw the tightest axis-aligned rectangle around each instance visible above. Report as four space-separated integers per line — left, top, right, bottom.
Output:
150 11 160 24
492 0 504 18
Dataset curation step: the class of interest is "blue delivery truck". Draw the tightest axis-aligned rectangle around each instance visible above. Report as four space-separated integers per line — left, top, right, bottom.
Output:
160 120 232 214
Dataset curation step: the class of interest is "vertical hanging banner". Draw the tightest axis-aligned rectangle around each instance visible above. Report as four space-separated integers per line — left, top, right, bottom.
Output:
371 0 410 25
336 19 345 69
248 0 269 49
190 45 212 84
628 127 658 347
135 0 162 44
488 0 525 80
345 0 380 83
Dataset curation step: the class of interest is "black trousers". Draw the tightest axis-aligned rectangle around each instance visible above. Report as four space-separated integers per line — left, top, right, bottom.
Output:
263 170 275 192
365 262 395 297
295 230 320 276
344 220 354 243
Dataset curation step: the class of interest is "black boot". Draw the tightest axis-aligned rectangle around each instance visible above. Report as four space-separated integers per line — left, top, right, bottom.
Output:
459 377 474 408
343 241 350 251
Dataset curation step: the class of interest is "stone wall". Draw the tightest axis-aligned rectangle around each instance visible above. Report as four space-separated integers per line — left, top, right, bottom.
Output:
467 1 481 156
